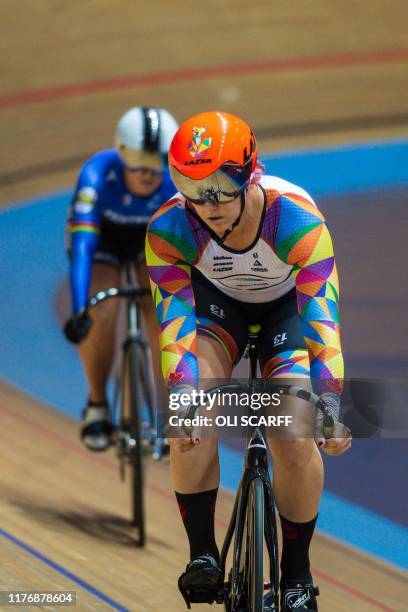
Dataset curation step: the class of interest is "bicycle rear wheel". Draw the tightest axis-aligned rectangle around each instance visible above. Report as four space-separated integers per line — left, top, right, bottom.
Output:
125 340 145 546
247 477 264 611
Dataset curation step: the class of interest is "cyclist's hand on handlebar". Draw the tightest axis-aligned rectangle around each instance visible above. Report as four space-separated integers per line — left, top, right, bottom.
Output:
164 421 201 454
165 385 202 452
317 420 352 456
64 312 92 344
168 435 201 453
315 392 352 456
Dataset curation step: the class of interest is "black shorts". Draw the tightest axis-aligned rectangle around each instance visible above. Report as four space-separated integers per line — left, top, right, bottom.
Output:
192 268 309 377
94 220 148 267
68 220 148 267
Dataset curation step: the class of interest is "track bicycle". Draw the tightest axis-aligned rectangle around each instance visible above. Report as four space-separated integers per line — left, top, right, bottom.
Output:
84 260 163 546
180 323 335 610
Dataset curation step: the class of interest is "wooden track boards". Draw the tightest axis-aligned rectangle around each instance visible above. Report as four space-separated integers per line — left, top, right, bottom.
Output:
0 3 407 608
1 1 408 204
0 381 406 611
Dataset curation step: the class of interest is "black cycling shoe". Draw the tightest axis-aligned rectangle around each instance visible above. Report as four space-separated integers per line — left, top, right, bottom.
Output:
178 553 223 609
281 583 319 611
81 404 114 452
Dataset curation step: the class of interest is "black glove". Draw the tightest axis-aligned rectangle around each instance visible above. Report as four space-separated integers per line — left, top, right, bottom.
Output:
64 312 92 344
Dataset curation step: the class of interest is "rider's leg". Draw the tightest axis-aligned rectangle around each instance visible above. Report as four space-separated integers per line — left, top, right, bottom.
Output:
170 272 246 566
264 350 322 586
270 435 322 522
174 333 234 604
78 262 121 403
172 334 232 561
258 290 322 588
270 433 322 585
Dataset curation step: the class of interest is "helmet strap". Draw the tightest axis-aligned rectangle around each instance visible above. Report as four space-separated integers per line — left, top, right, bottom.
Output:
218 189 246 244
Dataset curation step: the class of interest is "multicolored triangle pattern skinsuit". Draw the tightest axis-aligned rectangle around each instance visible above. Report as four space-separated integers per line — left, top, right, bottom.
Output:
146 179 344 395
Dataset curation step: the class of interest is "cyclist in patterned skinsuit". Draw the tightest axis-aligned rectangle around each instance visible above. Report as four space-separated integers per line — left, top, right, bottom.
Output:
146 111 351 611
64 107 178 451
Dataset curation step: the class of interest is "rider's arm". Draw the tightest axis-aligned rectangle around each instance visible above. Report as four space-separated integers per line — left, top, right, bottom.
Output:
145 200 200 389
273 192 344 395
67 182 101 314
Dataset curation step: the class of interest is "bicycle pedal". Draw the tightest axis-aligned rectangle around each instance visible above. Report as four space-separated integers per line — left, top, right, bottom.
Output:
179 585 219 609
186 591 217 606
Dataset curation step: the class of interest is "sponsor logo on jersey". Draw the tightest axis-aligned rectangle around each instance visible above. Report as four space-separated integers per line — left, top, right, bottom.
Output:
327 378 342 395
74 186 97 213
168 371 184 386
188 126 212 158
74 202 93 214
251 264 268 272
78 186 97 203
103 210 150 225
106 170 117 182
273 332 287 346
210 304 226 319
147 194 161 209
251 252 268 272
213 255 233 272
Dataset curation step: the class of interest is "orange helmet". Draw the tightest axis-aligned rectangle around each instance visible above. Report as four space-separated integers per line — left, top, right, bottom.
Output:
169 111 257 203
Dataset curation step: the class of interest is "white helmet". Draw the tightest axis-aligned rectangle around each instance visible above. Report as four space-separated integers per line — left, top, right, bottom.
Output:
115 107 178 172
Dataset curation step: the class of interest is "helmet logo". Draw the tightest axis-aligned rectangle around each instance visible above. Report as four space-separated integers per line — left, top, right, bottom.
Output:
189 127 212 158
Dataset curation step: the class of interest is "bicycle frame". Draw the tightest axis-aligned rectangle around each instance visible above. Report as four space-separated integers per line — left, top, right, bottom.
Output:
177 315 333 608
84 261 157 544
218 325 279 610
210 323 334 610
124 262 144 339
120 262 155 430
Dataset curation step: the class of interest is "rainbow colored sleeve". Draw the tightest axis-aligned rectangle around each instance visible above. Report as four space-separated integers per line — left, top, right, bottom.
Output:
273 193 344 394
146 201 200 388
68 220 101 236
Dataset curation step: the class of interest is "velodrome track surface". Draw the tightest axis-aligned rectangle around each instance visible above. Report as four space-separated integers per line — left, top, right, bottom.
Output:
1 1 408 206
1 1 408 608
1 146 408 610
1 380 407 611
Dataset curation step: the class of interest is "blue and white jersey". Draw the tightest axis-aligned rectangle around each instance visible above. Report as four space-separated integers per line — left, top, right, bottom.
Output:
67 149 176 313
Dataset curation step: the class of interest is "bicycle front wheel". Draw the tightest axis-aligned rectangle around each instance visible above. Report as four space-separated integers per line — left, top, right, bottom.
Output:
247 478 264 611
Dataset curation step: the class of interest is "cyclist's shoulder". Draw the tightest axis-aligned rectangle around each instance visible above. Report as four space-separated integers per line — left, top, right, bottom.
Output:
148 193 190 231
261 175 325 232
261 174 317 207
77 149 122 190
147 194 198 260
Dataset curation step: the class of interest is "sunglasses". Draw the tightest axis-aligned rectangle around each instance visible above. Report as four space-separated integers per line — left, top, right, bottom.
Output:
170 161 251 205
126 167 164 177
186 188 242 205
119 146 164 174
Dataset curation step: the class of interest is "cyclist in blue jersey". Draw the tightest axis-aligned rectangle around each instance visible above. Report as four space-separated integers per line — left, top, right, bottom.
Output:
64 107 178 450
